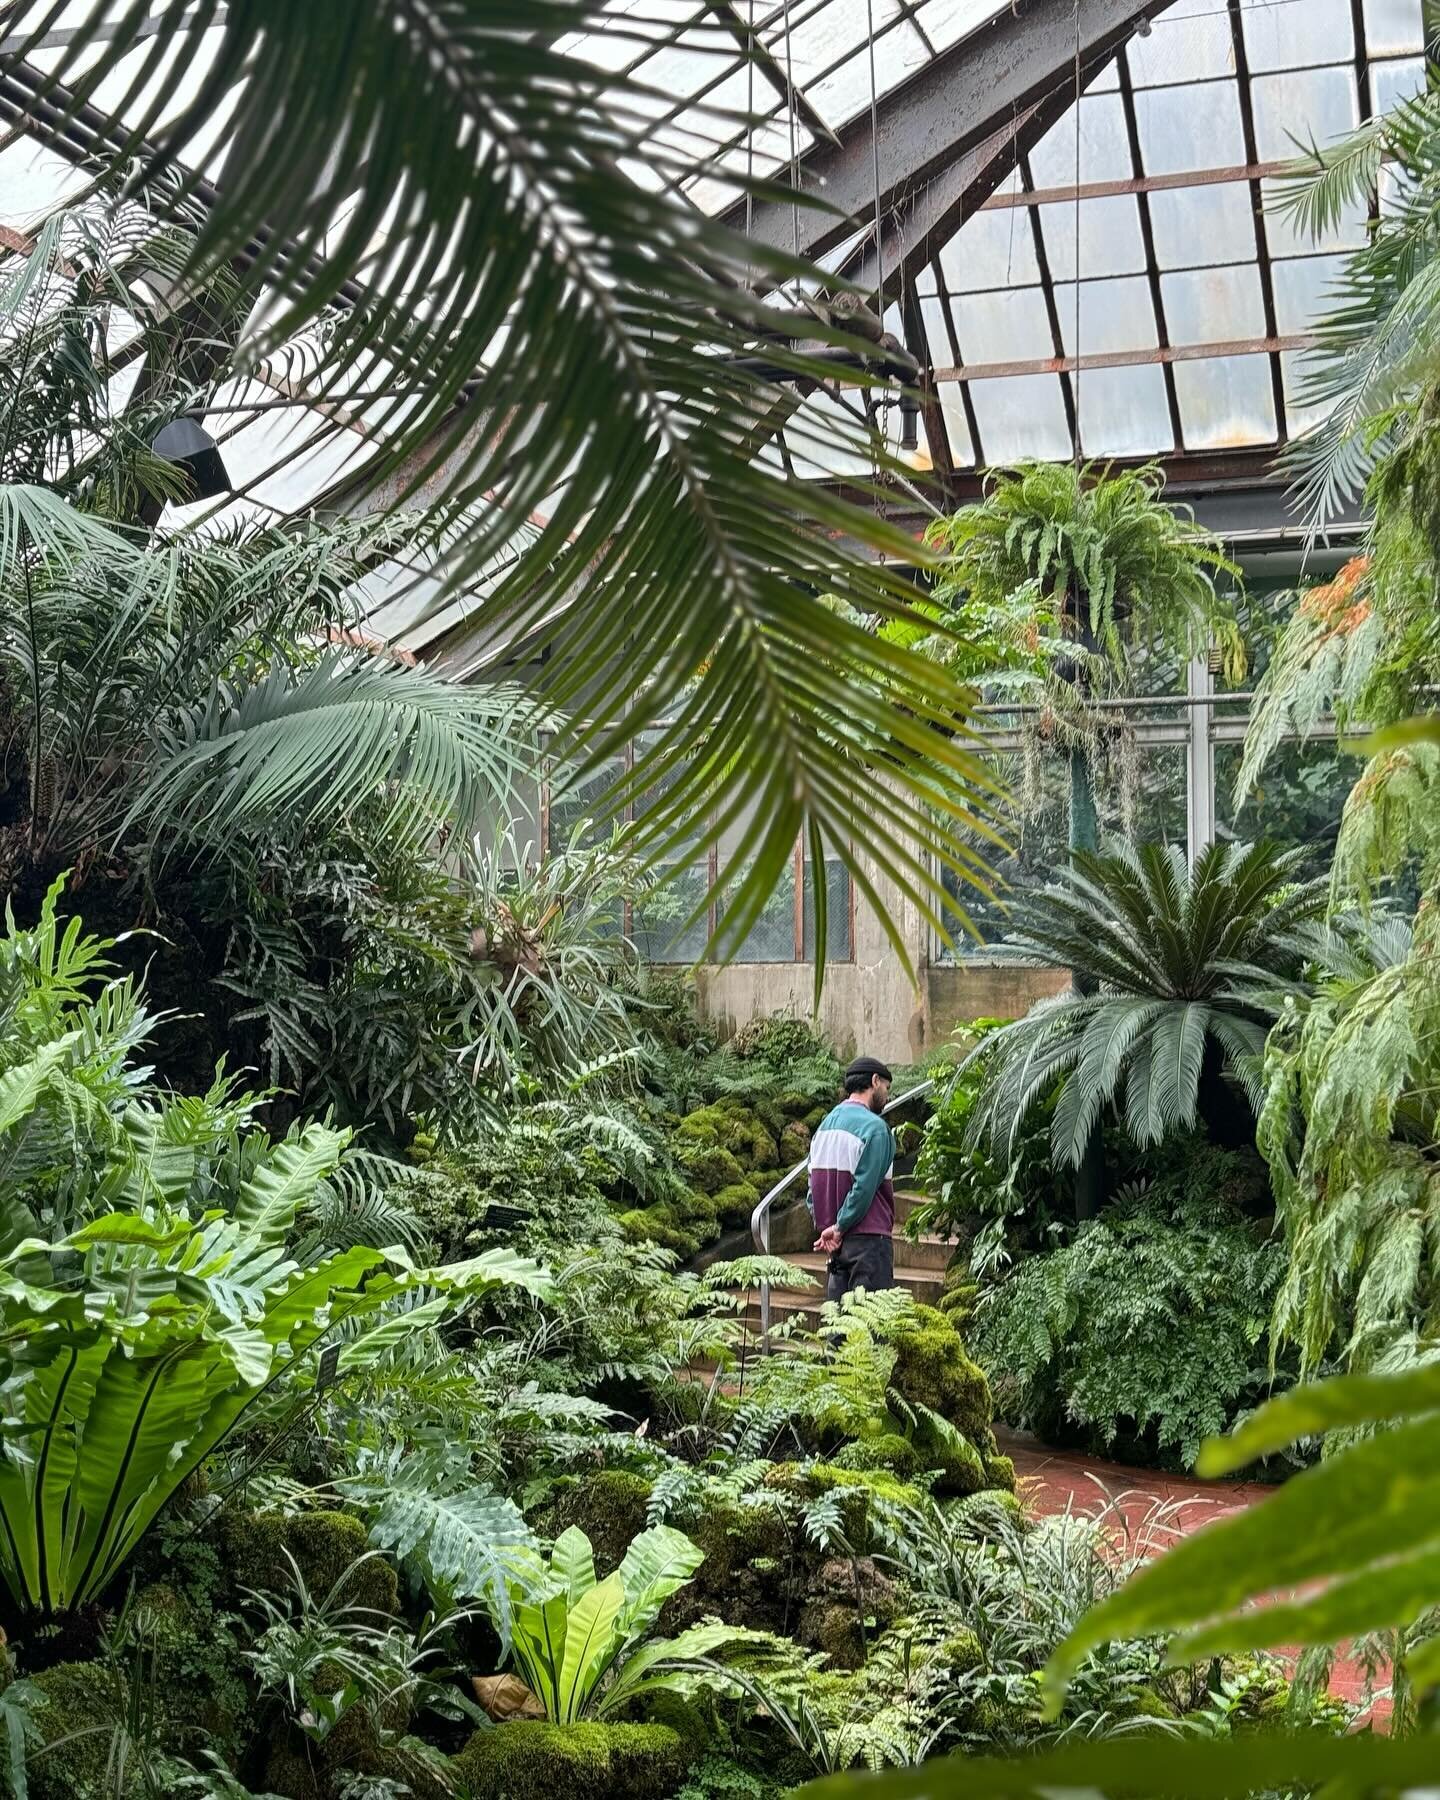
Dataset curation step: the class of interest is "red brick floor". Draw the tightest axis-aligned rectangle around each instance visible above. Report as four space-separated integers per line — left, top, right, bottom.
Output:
995 1427 1386 1722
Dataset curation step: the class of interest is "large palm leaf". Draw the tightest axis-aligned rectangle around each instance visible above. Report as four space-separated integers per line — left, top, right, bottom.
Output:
966 841 1327 1169
0 1 999 973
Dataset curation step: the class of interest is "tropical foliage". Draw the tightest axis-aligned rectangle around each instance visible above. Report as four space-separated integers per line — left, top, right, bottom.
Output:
959 841 1325 1171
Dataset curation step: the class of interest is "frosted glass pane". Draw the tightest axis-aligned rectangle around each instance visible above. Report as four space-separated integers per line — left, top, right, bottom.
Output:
0 135 91 220
1280 348 1334 435
1127 0 1236 86
1174 354 1276 448
1055 277 1158 357
914 0 1013 51
1029 93 1136 189
1251 67 1359 163
1372 55 1426 113
1077 365 1173 457
941 204 1040 291
918 293 955 362
1241 0 1353 70
1037 194 1147 281
934 384 976 465
811 22 929 126
1271 254 1348 334
1262 177 1367 256
1162 264 1267 345
954 288 1055 363
1363 0 1425 54
969 374 1072 461
1134 81 1247 173
1149 181 1258 269
783 0 901 86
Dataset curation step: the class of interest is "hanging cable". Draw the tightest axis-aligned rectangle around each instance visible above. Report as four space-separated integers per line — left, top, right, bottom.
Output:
1073 0 1083 469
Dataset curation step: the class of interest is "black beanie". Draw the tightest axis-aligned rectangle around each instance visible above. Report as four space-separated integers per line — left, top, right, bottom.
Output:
844 1055 893 1084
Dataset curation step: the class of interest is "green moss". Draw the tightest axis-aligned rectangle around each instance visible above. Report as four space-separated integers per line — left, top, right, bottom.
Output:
262 1747 326 1800
829 1433 922 1478
939 1628 983 1676
677 1141 748 1196
796 1557 899 1670
535 1471 653 1575
984 1452 1017 1490
218 1508 398 1614
710 1181 761 1228
764 1462 923 1551
887 1305 993 1431
28 1662 132 1800
451 1721 688 1800
1128 1688 1182 1723
617 1204 704 1255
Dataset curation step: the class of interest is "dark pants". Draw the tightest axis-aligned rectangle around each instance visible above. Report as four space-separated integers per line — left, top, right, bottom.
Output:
825 1232 894 1306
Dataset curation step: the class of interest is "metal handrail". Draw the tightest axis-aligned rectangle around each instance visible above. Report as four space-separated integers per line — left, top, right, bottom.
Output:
749 1077 939 1345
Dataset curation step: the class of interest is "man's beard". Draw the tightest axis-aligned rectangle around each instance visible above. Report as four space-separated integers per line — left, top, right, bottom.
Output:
868 1091 885 1114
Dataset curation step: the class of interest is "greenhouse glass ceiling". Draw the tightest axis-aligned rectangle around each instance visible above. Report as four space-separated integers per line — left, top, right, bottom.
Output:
0 0 1422 656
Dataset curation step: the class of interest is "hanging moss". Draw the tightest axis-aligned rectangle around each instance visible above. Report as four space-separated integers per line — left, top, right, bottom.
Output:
450 1721 688 1800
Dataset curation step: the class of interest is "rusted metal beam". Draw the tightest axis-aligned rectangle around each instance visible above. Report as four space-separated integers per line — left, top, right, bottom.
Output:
933 333 1317 383
978 158 1294 210
729 0 1179 267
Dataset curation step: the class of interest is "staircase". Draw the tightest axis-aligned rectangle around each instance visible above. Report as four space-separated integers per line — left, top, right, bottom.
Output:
719 1182 950 1338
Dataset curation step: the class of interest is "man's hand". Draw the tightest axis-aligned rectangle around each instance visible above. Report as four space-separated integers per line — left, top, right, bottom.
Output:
815 1225 842 1254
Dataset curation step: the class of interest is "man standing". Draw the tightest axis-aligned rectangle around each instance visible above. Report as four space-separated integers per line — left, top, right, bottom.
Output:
809 1055 896 1305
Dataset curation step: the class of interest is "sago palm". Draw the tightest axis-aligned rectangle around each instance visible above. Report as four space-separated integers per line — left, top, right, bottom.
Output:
965 841 1327 1173
0 2 1001 968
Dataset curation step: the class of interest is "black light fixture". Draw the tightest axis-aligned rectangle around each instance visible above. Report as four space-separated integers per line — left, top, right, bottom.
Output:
152 415 231 502
898 391 920 454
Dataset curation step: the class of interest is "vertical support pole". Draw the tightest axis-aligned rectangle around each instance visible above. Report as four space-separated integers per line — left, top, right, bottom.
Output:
1186 652 1215 858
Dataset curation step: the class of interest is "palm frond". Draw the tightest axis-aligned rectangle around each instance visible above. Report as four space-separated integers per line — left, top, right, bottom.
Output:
0 1 1006 974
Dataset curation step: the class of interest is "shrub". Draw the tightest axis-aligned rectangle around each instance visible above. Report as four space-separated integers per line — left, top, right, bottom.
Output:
971 1159 1288 1468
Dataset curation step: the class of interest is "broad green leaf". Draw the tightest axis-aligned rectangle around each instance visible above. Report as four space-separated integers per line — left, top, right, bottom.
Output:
795 1731 1440 1797
1359 714 1440 753
1174 1537 1440 1660
1046 1414 1440 1697
615 1525 706 1637
336 1295 454 1372
1197 1361 1440 1475
597 1622 773 1719
556 1571 626 1723
235 1124 351 1249
552 1527 598 1608
512 1593 571 1722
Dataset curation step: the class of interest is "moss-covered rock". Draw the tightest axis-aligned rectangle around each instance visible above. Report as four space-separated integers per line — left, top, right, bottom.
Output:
796 1556 899 1670
451 1720 688 1800
778 1119 812 1164
534 1471 653 1575
763 1462 924 1552
676 1142 748 1196
217 1507 398 1615
710 1181 761 1228
939 1627 983 1676
28 1662 132 1800
887 1304 993 1431
828 1433 922 1478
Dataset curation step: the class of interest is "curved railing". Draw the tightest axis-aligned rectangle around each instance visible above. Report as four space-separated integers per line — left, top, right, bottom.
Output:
748 1076 939 1344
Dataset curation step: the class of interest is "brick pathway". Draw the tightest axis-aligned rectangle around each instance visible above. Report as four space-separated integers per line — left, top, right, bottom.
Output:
997 1428 1385 1721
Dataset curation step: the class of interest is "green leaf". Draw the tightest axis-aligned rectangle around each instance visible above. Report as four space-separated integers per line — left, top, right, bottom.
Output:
614 1525 706 1637
556 1571 626 1723
552 1528 597 1608
793 1732 1440 1797
1197 1361 1440 1475
1045 1414 1440 1700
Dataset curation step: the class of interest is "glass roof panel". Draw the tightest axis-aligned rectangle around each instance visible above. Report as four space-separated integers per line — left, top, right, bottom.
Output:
1262 175 1367 257
1250 65 1359 163
1240 0 1354 73
1372 54 1427 114
1161 264 1267 345
1362 0 1426 55
1133 79 1248 173
1174 353 1276 448
1127 0 1237 87
933 385 975 465
1055 276 1158 356
1076 365 1173 457
940 200 1041 292
1037 194 1147 281
1148 181 1259 269
918 293 955 361
1271 252 1348 334
0 135 91 222
953 287 1054 364
1028 92 1136 189
1280 348 1334 435
968 373 1072 461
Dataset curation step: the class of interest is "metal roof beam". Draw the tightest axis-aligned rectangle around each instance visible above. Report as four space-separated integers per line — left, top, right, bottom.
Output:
730 0 1178 270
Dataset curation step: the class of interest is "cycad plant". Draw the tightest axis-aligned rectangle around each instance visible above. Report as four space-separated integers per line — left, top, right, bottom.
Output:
964 842 1326 1196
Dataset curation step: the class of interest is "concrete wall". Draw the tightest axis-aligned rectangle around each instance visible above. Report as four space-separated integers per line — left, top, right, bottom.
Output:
680 842 1068 1064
